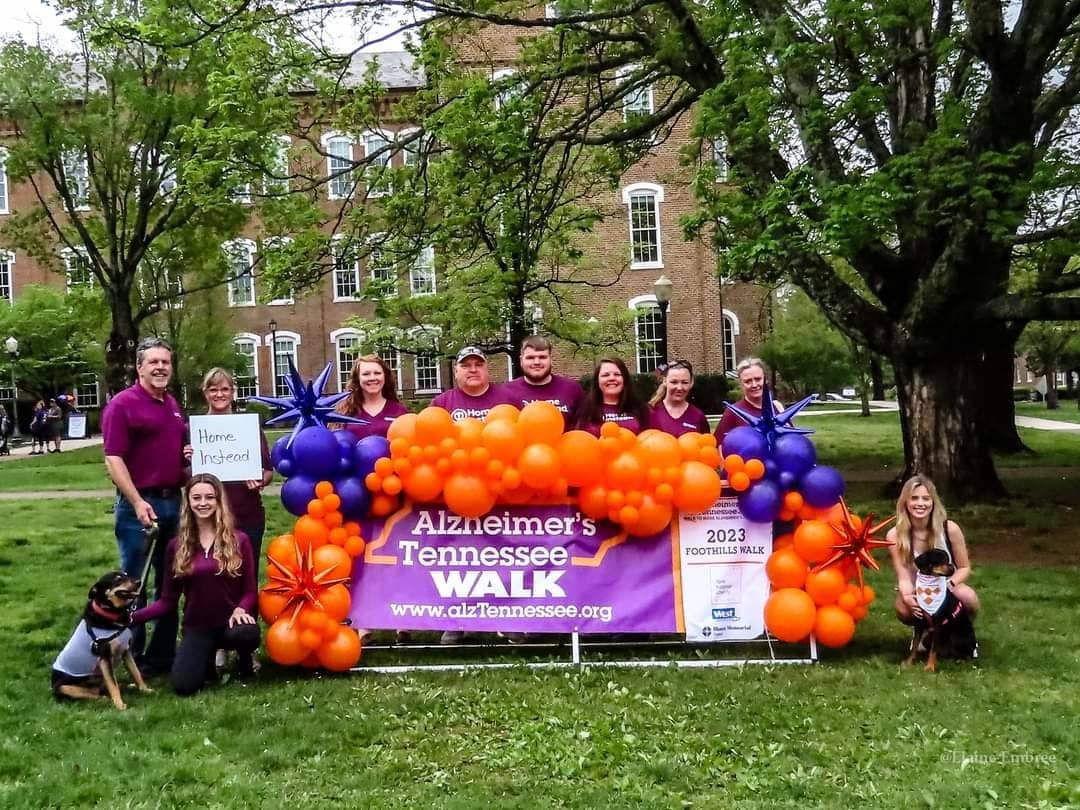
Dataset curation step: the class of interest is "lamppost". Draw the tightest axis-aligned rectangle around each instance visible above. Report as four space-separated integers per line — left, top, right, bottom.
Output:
653 274 673 368
264 319 276 397
4 336 19 438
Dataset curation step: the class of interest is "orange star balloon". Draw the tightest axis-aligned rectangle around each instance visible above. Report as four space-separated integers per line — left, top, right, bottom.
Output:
813 498 895 588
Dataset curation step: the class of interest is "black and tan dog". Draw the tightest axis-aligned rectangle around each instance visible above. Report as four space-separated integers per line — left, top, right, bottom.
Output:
51 571 152 710
905 549 977 672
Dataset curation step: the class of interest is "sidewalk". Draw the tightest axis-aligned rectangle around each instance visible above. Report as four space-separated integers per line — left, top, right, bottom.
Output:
0 434 104 460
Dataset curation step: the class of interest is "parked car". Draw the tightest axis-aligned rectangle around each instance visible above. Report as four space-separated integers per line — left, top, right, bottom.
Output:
815 392 854 402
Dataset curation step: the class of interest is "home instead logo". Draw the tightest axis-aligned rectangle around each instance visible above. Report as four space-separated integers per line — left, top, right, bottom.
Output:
712 608 736 620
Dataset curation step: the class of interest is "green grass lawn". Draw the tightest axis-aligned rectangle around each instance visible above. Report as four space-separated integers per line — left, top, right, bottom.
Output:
1015 400 1080 424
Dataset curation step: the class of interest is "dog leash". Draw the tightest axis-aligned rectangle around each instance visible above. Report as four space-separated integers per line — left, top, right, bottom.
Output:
138 521 160 599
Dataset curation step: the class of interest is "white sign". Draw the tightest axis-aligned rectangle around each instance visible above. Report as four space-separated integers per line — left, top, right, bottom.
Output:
67 413 87 439
677 497 771 641
189 414 262 482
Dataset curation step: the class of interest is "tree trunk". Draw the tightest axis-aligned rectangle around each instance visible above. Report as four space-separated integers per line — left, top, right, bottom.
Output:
973 324 1028 454
1045 369 1059 409
870 355 885 401
893 350 1007 503
104 298 139 397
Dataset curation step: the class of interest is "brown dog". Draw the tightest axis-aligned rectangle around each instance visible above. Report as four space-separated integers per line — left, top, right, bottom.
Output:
51 571 152 710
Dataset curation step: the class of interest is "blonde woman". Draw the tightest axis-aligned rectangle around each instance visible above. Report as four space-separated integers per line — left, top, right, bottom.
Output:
887 475 980 626
133 473 258 695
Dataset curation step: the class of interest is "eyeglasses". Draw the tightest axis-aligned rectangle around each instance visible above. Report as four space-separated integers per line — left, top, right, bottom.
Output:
665 359 693 375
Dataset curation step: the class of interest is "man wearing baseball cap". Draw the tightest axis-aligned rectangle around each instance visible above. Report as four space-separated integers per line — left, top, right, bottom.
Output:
431 346 512 423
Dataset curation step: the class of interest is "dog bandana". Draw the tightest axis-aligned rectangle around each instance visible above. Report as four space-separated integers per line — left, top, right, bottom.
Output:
915 573 950 616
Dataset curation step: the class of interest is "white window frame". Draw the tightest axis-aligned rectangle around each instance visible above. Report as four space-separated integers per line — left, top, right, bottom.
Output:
409 326 442 395
378 344 403 389
492 68 519 110
62 150 90 210
621 182 664 269
224 239 256 307
233 333 261 398
0 251 13 302
628 294 663 374
62 247 94 290
262 237 295 305
75 373 100 408
712 136 728 182
264 135 292 194
331 236 361 302
0 148 9 214
618 66 654 122
263 329 302 396
330 328 363 393
721 308 741 375
362 130 392 197
322 132 354 200
398 127 422 170
409 245 436 297
366 232 397 294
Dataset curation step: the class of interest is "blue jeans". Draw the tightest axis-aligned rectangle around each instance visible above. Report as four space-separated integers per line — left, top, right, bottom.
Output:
115 494 180 668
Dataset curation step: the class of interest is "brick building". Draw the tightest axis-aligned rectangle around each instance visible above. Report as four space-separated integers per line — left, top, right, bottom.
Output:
0 48 768 414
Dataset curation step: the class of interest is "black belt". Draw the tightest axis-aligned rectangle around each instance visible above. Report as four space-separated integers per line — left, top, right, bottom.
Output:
135 487 180 500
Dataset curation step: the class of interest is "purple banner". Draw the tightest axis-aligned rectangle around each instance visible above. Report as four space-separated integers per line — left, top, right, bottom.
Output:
350 503 680 634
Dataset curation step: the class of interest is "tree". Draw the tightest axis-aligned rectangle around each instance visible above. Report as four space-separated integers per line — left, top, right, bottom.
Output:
759 289 854 399
0 0 318 395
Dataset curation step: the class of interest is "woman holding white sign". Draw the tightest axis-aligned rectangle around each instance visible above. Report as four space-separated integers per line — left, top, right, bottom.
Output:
335 355 409 439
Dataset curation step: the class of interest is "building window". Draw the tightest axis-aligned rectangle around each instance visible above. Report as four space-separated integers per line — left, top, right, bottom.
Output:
400 130 422 169
363 131 391 196
0 148 8 214
324 134 353 200
76 373 100 408
379 345 402 387
410 327 441 394
712 137 728 182
492 68 519 110
622 183 664 269
64 249 93 290
0 252 12 302
332 239 360 301
630 296 662 374
367 236 396 292
333 330 362 392
234 336 259 398
225 240 256 307
265 135 291 193
409 246 436 296
263 237 294 305
619 67 653 123
62 150 90 209
271 333 300 396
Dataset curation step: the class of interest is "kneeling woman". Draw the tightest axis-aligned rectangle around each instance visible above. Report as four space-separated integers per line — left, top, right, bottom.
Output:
133 473 259 695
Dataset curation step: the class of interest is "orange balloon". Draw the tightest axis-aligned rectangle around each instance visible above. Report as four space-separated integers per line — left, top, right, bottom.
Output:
382 475 403 496
481 418 525 463
698 447 721 467
392 458 412 476
729 471 750 492
627 494 673 537
558 430 604 487
315 584 351 621
722 454 745 476
599 421 620 439
321 493 342 512
605 490 625 510
805 566 847 606
408 446 424 464
773 532 794 551
315 481 334 498
578 485 609 520
370 493 397 517
404 463 444 502
328 527 348 546
450 448 470 471
837 591 858 613
677 432 702 461
307 499 326 518
316 627 362 671
617 428 637 452
638 431 683 470
323 511 343 530
485 404 520 423
518 444 561 490
654 482 674 503
673 461 723 513
439 437 458 456
266 617 308 665
344 521 362 536
298 605 329 632
435 458 451 476
386 412 418 442
700 433 717 448
389 437 410 459
258 590 289 623
266 535 300 571
501 466 522 490
293 515 329 552
423 444 440 462
625 490 643 508
486 459 506 480
456 417 484 449
618 505 640 526
859 585 876 605
783 490 804 513
374 457 394 477
793 520 837 563
415 407 455 445
607 451 645 491
599 436 620 457
300 628 323 650
744 458 765 480
814 605 856 647
517 401 565 446
469 446 492 470
443 473 496 518
851 603 869 621
344 535 365 557
766 547 809 589
312 544 352 581
764 588 817 642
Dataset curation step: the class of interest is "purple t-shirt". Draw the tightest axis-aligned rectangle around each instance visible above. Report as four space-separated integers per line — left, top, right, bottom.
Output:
133 532 256 631
344 400 410 440
578 403 644 436
223 428 272 529
431 386 512 422
649 402 710 437
503 375 585 416
102 383 187 489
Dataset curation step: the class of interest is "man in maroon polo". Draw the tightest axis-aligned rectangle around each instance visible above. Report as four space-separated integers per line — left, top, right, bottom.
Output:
431 346 511 422
503 335 584 417
102 336 188 672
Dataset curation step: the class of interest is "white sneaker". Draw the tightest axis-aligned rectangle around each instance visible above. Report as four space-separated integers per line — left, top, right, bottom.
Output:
214 649 226 670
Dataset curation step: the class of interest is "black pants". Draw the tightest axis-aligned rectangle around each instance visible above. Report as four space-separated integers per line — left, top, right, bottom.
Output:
171 623 260 696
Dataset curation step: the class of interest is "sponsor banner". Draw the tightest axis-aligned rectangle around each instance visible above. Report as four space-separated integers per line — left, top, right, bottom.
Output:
350 503 680 634
677 498 771 641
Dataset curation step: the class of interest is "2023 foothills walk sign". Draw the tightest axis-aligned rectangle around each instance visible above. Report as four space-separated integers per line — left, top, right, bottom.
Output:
350 497 771 638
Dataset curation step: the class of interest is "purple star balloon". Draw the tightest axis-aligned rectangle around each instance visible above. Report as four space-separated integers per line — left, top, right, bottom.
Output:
248 360 367 446
723 386 814 451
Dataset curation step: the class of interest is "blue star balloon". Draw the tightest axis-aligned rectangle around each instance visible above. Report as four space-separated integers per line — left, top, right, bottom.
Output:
249 360 367 446
723 386 814 451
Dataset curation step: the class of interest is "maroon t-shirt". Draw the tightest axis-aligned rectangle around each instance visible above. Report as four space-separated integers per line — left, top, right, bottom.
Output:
649 402 710 437
503 375 585 416
102 383 187 489
344 399 410 439
577 403 644 436
133 532 256 631
223 428 272 529
431 385 512 422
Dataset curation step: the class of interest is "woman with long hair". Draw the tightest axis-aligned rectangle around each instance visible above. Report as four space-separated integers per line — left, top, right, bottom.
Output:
335 354 409 439
648 360 710 436
194 367 273 563
132 473 259 695
887 474 980 626
572 358 648 436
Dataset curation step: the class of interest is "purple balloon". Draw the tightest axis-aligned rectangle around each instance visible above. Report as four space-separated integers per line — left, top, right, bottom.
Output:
335 475 372 519
280 474 317 517
334 429 358 458
291 426 341 481
271 435 293 468
276 458 295 478
738 479 783 523
722 426 768 461
800 465 846 508
778 470 798 491
773 433 817 479
763 458 780 481
355 435 391 478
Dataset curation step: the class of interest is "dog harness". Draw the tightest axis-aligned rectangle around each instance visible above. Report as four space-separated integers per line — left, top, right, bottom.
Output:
53 621 134 678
